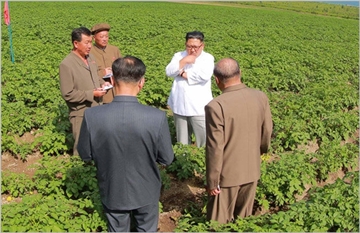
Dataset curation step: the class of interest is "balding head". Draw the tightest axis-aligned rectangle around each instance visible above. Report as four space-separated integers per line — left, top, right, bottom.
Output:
112 55 146 84
213 58 241 84
111 56 146 96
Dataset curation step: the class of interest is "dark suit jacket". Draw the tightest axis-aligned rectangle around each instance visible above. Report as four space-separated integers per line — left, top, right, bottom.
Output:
205 84 273 190
77 96 174 210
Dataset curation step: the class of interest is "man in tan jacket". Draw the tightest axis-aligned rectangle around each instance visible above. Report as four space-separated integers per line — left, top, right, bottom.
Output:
205 58 273 223
90 23 122 104
59 27 108 155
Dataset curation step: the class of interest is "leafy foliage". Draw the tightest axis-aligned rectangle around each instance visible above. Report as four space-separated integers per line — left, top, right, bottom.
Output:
1 1 359 232
257 150 317 208
175 171 359 232
1 171 34 197
1 153 176 231
1 194 106 232
312 140 359 181
236 1 359 19
1 1 358 156
167 143 205 180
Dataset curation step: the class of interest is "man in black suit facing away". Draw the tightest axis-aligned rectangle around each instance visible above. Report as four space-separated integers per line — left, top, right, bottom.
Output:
77 55 174 232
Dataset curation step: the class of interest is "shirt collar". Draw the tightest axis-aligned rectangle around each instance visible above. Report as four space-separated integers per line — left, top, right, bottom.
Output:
94 43 106 51
222 83 247 93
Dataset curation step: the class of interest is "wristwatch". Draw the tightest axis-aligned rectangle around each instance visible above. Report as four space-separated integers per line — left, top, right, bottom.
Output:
179 69 185 77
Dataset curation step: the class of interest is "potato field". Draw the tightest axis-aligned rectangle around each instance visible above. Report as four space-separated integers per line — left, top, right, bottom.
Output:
1 1 359 232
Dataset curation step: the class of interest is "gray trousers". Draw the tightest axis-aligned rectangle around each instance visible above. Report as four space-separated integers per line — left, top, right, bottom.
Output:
206 181 258 224
103 202 159 232
173 113 206 147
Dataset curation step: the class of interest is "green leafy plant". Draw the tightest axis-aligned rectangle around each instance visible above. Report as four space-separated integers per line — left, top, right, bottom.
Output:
313 140 358 181
160 166 172 190
1 194 106 232
175 171 359 232
1 2 359 232
1 171 35 197
257 150 317 208
167 143 205 180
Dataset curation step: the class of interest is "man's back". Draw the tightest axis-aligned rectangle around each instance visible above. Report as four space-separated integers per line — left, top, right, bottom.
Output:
78 96 174 210
206 57 273 223
205 83 272 187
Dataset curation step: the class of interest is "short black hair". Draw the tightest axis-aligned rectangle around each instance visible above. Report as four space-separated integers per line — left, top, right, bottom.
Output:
185 31 204 42
112 56 146 83
71 27 91 43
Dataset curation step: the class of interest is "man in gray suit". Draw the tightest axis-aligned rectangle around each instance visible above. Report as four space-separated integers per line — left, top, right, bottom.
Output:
205 58 273 224
77 56 174 232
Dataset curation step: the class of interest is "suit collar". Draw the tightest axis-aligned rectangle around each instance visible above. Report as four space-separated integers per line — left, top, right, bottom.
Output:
70 51 89 69
68 52 99 88
93 43 108 52
222 83 247 93
113 95 139 103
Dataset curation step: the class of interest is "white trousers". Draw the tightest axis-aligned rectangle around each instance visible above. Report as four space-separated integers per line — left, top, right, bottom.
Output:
173 113 206 147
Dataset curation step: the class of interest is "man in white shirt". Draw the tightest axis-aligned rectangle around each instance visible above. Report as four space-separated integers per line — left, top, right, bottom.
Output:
165 31 214 147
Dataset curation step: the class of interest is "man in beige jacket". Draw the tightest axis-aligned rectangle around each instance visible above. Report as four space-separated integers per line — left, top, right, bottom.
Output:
205 58 273 223
90 23 122 104
59 27 108 155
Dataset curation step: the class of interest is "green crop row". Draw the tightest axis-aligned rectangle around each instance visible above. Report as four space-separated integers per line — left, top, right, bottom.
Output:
2 141 358 231
1 1 358 158
234 1 359 19
1 1 359 232
175 170 359 232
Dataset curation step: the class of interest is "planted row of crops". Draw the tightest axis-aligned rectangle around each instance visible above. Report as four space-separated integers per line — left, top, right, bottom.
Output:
1 1 359 232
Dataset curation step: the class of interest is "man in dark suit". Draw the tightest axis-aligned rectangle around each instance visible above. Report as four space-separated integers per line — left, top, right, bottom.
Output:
205 58 273 224
77 55 174 232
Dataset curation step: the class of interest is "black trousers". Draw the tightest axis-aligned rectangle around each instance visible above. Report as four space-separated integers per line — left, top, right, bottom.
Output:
103 202 159 232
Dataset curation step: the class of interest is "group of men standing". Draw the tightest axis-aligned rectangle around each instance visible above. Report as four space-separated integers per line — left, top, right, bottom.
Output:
59 23 120 156
59 25 273 232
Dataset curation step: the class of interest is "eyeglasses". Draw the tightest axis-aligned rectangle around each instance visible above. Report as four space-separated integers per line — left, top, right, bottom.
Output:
185 43 203 50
